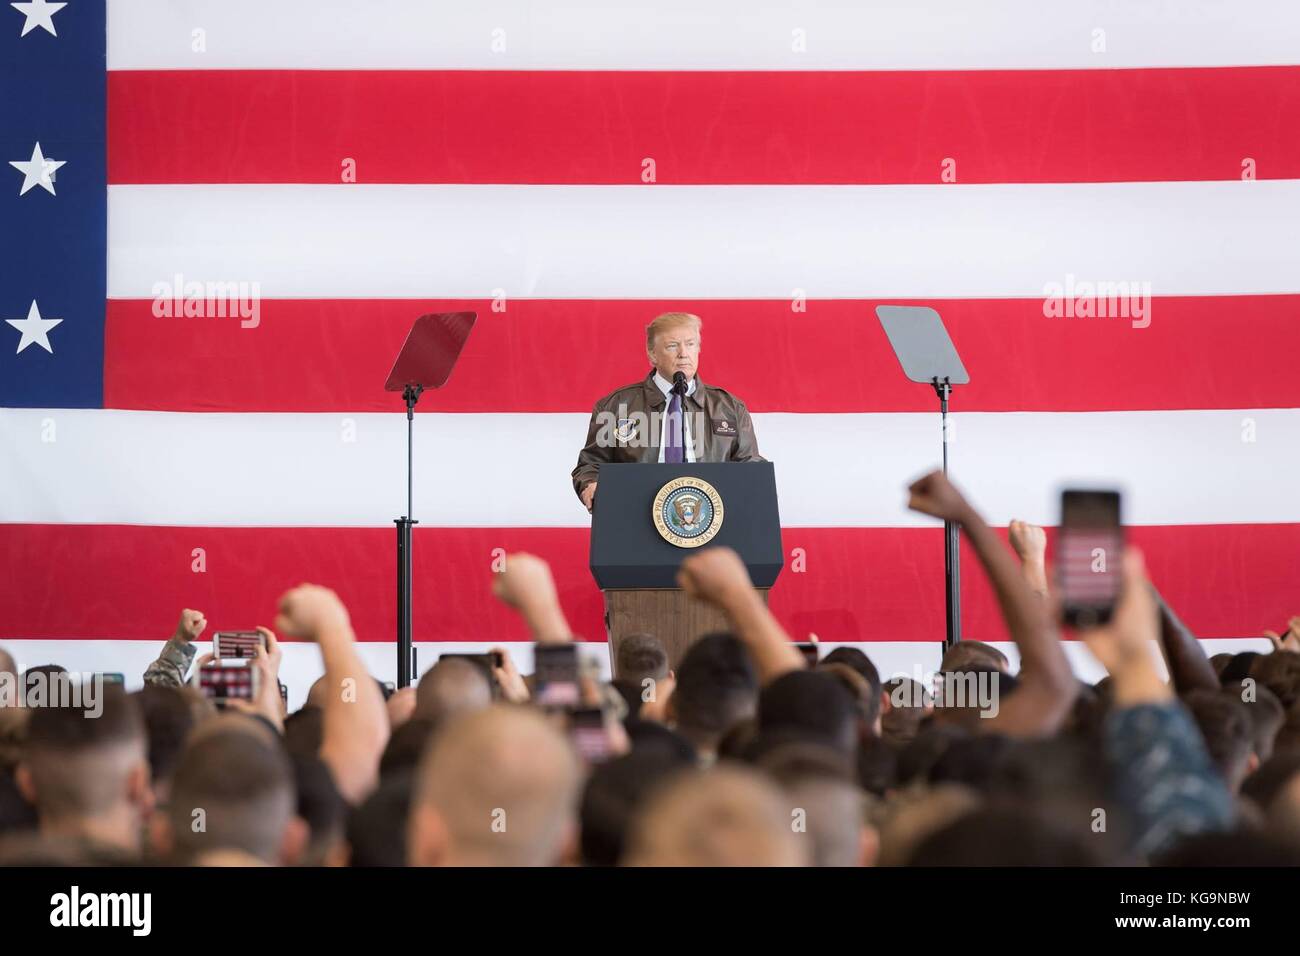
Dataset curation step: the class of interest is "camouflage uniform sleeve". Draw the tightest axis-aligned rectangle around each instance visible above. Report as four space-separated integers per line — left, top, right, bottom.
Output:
142 635 198 687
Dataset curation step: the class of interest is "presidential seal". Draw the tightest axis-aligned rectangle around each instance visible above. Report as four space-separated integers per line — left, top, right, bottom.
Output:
652 476 724 548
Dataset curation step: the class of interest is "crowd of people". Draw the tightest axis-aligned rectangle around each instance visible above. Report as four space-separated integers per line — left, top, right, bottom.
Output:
1 470 1299 866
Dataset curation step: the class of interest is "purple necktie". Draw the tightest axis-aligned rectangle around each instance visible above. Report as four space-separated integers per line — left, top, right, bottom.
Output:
664 387 685 463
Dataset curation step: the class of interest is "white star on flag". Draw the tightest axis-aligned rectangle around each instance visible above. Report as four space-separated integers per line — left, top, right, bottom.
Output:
9 142 66 196
6 301 63 354
11 0 66 37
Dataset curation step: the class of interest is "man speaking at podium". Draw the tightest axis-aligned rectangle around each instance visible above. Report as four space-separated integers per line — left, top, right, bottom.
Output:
571 312 763 513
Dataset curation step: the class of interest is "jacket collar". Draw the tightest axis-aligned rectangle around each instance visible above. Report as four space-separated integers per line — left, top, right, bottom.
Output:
643 371 706 410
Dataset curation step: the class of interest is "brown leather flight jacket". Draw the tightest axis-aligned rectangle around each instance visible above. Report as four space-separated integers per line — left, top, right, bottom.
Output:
571 372 763 502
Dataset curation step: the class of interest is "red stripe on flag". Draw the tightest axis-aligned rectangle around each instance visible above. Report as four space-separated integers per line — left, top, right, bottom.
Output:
104 296 1300 413
2 523 1294 644
107 67 1300 185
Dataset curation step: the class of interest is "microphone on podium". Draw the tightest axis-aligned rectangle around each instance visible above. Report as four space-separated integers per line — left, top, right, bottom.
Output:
671 370 688 394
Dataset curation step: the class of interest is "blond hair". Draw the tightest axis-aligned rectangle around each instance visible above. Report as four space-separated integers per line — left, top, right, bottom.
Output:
646 312 702 353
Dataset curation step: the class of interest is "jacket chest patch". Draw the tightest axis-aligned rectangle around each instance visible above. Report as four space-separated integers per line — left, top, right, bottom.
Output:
615 418 639 442
711 418 738 437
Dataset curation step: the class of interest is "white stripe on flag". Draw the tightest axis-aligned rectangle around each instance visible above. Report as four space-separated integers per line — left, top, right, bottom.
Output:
107 0 1300 71
3 408 1297 528
108 181 1300 299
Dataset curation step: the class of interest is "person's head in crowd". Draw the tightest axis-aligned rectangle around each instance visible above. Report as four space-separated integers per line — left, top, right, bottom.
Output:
758 741 876 866
895 724 970 787
283 705 326 758
667 632 757 761
1208 653 1235 677
820 647 883 731
580 749 692 865
1218 682 1284 763
347 770 414 867
621 719 696 763
306 675 330 711
907 803 1104 866
1241 751 1300 820
623 765 808 866
881 676 934 748
16 689 151 858
408 705 581 866
291 753 348 866
871 783 980 867
380 717 435 779
616 633 673 692
717 717 760 762
1183 690 1257 792
929 667 1018 731
856 734 898 797
1249 652 1300 710
940 640 1010 675
1274 700 1300 754
132 685 212 808
414 658 492 728
757 670 858 757
818 660 881 738
163 724 304 866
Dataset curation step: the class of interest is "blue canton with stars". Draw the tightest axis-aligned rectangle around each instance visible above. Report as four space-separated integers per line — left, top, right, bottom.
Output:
1 0 105 407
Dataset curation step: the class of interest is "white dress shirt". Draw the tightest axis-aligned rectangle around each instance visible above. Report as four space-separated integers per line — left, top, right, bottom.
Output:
653 371 697 463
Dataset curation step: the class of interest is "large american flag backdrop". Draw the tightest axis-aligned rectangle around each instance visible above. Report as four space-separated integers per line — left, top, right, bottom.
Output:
3 1 1296 704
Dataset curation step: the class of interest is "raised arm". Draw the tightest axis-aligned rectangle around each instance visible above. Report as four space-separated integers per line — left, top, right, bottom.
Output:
1151 585 1220 695
677 547 804 683
907 471 1077 736
492 552 574 644
274 585 389 805
142 609 206 687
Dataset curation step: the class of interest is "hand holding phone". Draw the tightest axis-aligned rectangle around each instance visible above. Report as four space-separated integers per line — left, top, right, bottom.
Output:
1057 489 1123 629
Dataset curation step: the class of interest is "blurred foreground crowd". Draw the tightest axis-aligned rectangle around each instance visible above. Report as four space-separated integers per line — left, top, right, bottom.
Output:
2 471 1299 867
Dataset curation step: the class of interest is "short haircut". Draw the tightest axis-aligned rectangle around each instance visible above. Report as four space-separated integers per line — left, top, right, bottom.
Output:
616 633 669 685
132 686 208 794
941 640 1009 674
1250 653 1300 710
821 647 882 726
1220 681 1285 761
908 803 1103 866
881 677 933 748
415 658 491 727
22 688 146 820
412 705 581 866
624 765 806 866
758 670 858 755
168 728 296 863
580 750 692 865
347 770 414 867
670 633 758 753
0 646 16 678
645 312 701 352
817 661 882 732
291 752 347 865
757 742 866 867
1183 690 1256 789
379 717 435 778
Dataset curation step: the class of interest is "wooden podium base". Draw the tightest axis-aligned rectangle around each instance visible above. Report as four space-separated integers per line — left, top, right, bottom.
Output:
604 588 770 677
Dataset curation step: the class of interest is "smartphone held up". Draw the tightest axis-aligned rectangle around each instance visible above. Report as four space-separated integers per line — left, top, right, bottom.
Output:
1056 489 1123 629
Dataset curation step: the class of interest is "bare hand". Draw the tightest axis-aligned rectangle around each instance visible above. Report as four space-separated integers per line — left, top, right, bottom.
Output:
1264 616 1300 654
386 686 418 727
489 646 530 704
1076 549 1167 702
492 553 559 611
172 608 207 644
907 470 975 524
274 584 351 640
1008 520 1047 563
580 482 598 513
677 547 754 607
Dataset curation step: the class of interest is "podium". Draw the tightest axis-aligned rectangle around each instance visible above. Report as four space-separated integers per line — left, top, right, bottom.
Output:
590 462 783 675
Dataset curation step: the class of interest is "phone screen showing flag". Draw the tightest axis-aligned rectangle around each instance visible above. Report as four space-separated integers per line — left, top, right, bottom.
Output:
1058 490 1123 628
199 662 257 700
